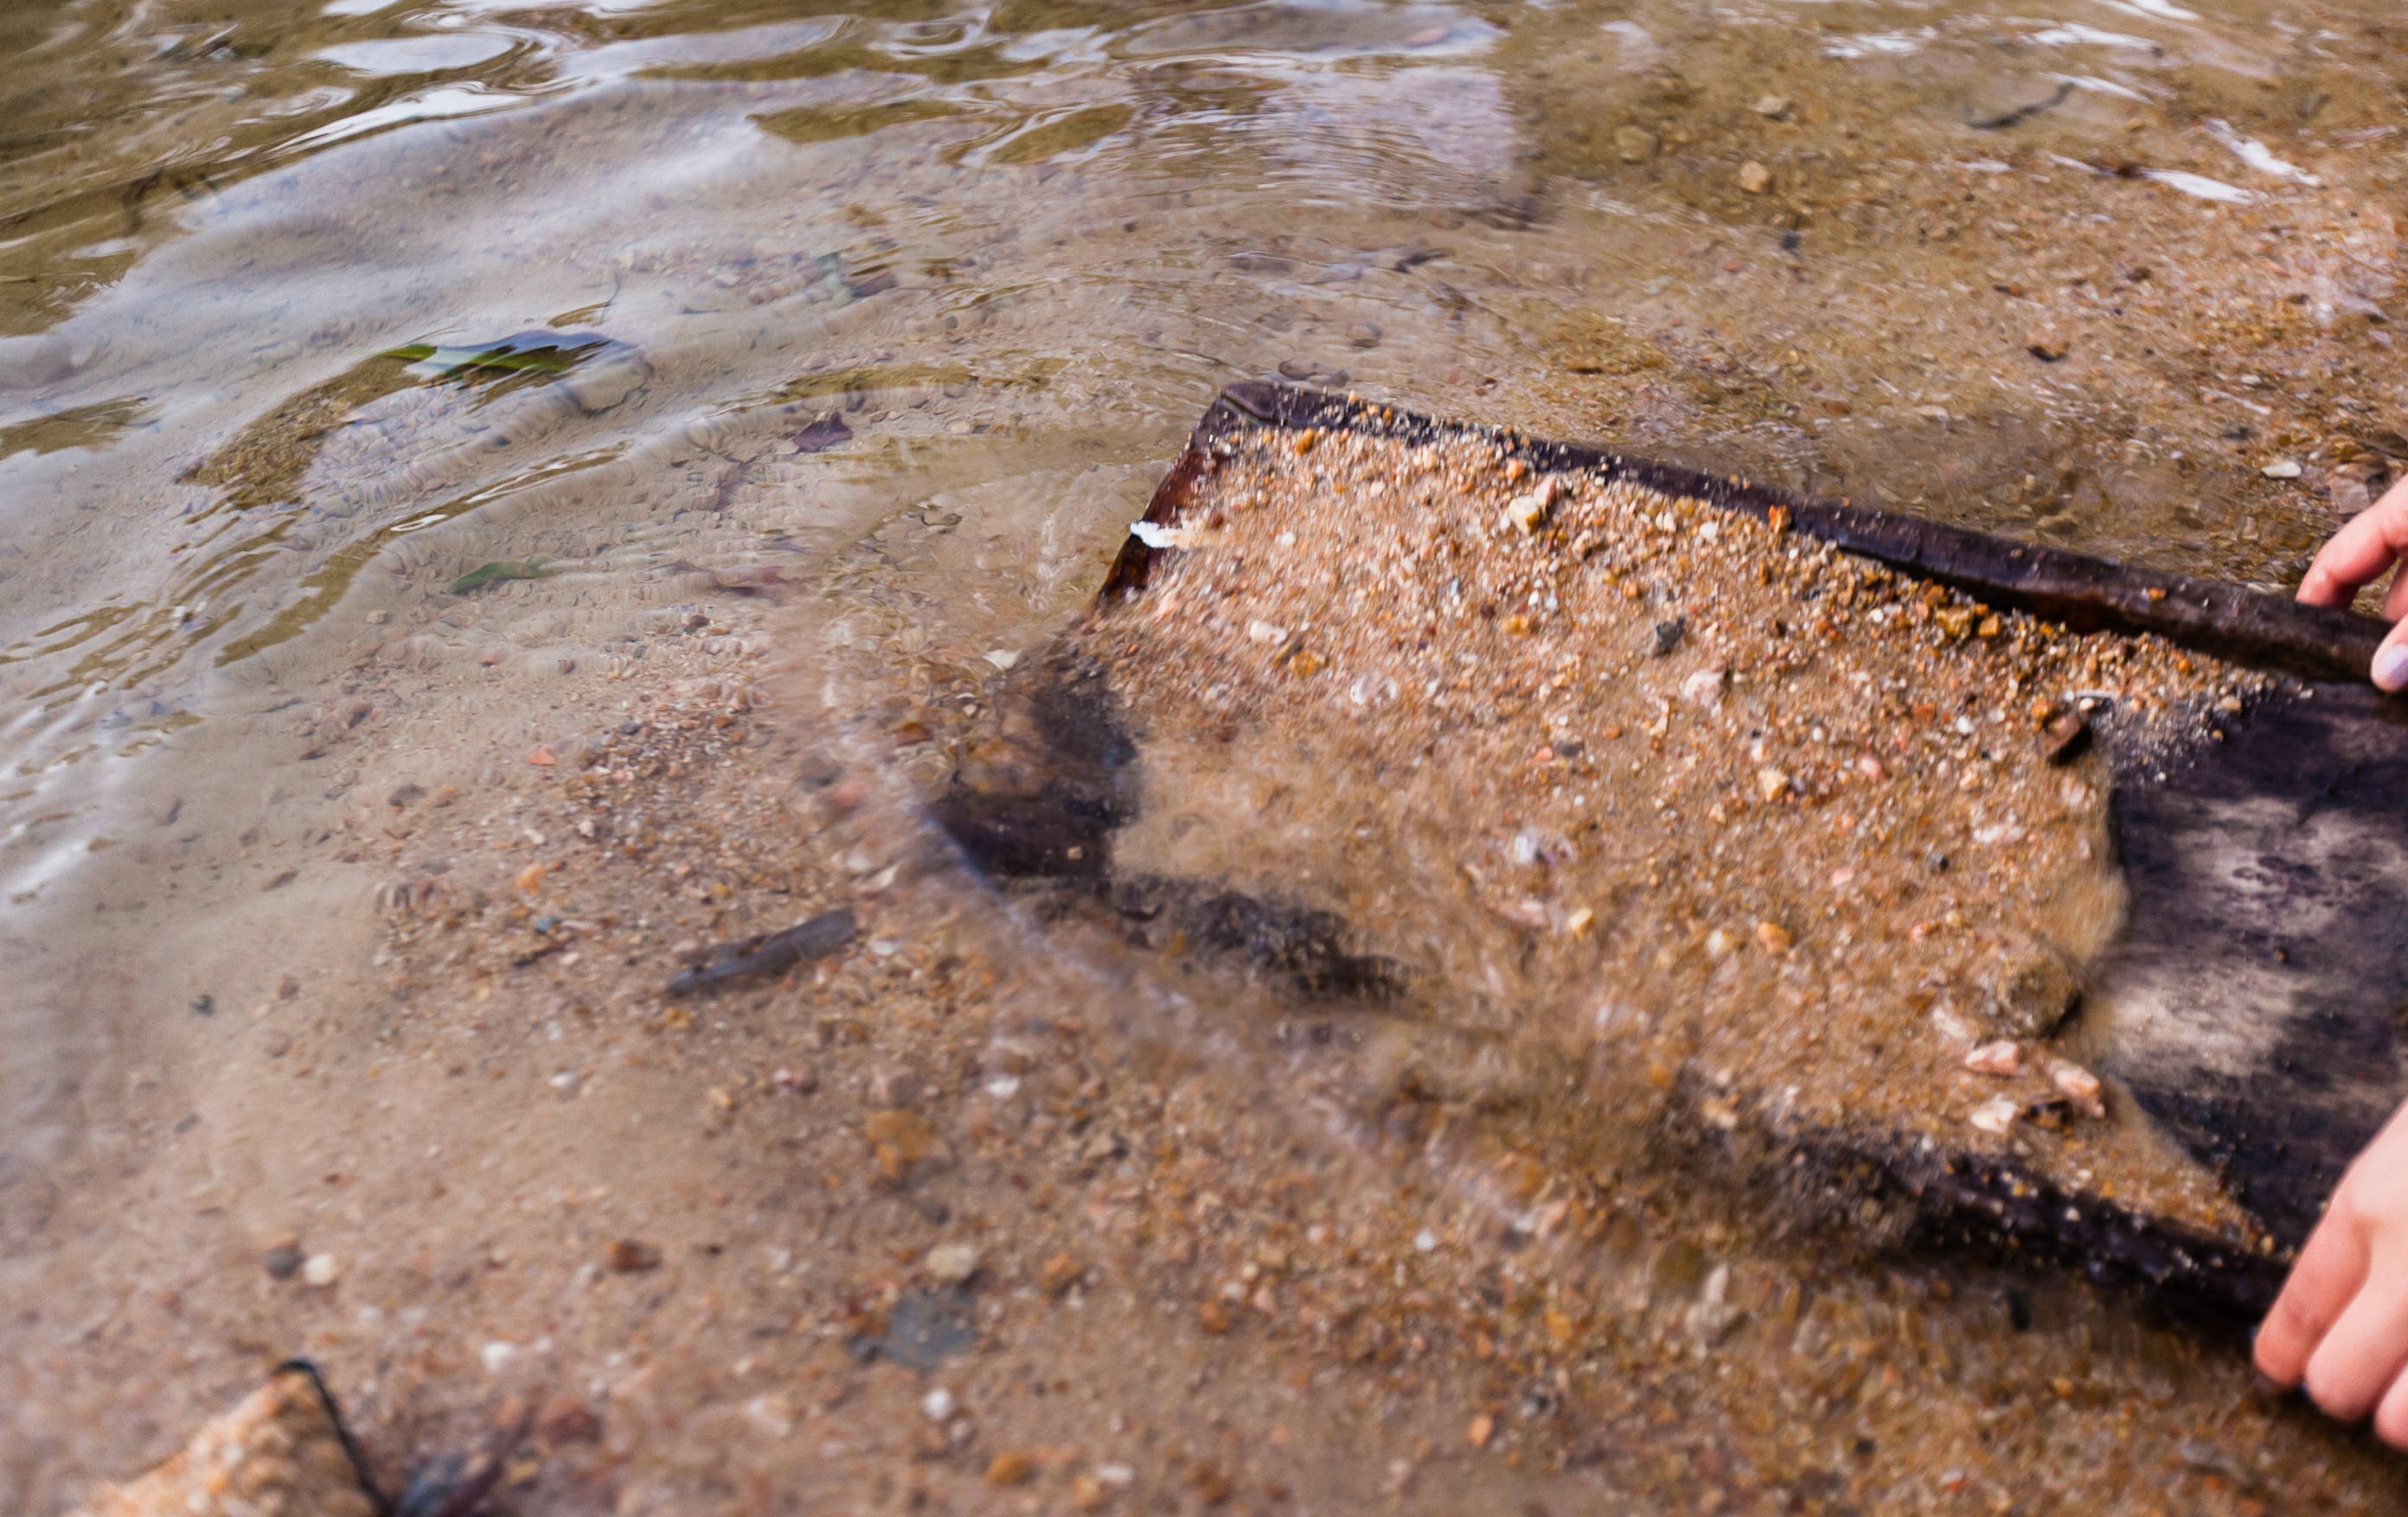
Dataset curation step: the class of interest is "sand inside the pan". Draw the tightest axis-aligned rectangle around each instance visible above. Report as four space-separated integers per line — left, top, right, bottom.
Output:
1074 422 2275 1245
69 1370 375 1517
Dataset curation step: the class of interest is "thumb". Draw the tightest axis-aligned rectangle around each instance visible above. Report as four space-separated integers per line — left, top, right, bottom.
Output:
2375 619 2408 694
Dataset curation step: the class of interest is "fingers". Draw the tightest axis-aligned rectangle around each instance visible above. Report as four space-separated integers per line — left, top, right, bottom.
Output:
2378 1364 2408 1450
2300 477 2408 610
2257 1206 2372 1386
2306 1274 2408 1422
2375 621 2408 694
2386 560 2408 624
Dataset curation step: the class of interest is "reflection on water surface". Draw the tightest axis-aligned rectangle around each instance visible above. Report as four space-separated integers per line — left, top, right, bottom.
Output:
3 0 2406 1509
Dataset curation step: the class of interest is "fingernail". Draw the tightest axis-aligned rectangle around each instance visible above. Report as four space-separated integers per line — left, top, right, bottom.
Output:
2376 643 2408 693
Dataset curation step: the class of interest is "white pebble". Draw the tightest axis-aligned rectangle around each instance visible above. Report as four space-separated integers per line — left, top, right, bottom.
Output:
1968 1097 2020 1135
301 1252 339 1287
922 1387 957 1422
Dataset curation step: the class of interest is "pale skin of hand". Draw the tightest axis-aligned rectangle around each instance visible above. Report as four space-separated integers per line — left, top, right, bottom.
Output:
2258 475 2408 1441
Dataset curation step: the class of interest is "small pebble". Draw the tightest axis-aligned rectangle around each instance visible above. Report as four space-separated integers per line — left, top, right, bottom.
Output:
2053 1063 2107 1118
1738 161 1772 195
924 1242 981 1285
537 1398 602 1444
868 1062 923 1109
1615 126 1658 163
2260 460 2302 480
987 1450 1037 1488
263 1243 304 1280
605 1239 663 1273
743 1393 795 1437
1964 1040 2021 1077
538 1398 602 1444
1969 1097 2020 1135
922 1387 958 1423
301 1252 338 1287
2042 712 2091 765
1752 93 1792 118
1506 478 1558 533
1041 1252 1087 1295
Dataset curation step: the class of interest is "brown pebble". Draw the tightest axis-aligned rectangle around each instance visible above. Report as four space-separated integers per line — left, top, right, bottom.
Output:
1467 1413 1495 1450
1041 1251 1087 1296
1072 1474 1109 1511
2042 711 2091 765
865 1110 943 1183
605 1239 663 1273
1738 161 1772 195
1754 921 1793 956
1189 1464 1233 1506
537 1397 603 1445
527 746 557 766
1197 1298 1236 1335
986 1450 1036 1488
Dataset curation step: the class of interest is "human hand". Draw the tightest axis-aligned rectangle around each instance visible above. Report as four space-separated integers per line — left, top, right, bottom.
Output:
2296 476 2408 691
2256 1099 2408 1445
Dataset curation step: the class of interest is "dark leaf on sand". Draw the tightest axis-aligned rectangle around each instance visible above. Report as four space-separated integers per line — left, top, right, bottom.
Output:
793 412 853 452
849 1289 977 1368
664 909 858 995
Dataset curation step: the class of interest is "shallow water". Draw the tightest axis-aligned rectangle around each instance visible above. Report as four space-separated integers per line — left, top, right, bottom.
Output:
4 0 2408 1508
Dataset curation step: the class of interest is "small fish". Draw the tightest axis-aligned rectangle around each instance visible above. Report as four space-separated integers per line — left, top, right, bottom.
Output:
1967 81 2074 132
665 909 859 995
448 558 551 594
381 330 619 381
